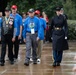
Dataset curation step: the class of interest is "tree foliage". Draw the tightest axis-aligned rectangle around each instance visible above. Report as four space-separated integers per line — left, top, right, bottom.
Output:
63 0 76 20
7 0 76 20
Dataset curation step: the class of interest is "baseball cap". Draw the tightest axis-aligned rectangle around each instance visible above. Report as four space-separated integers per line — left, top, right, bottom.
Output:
11 5 17 9
35 10 40 15
5 7 10 11
28 8 34 13
60 8 64 11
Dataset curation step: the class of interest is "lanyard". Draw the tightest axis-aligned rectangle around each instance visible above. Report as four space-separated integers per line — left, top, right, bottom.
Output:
5 17 10 25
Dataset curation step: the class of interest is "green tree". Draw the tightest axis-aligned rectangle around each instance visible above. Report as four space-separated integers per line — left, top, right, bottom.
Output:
35 0 63 18
8 0 29 13
7 0 76 19
63 0 76 20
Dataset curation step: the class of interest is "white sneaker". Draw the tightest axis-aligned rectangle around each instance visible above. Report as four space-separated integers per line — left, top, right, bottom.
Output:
5 57 9 61
30 58 33 62
37 59 41 62
5 55 9 61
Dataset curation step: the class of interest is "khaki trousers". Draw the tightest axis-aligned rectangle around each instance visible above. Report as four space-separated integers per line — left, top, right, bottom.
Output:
37 40 43 59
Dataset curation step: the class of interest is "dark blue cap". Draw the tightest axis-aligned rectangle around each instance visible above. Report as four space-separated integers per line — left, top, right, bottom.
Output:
28 8 34 13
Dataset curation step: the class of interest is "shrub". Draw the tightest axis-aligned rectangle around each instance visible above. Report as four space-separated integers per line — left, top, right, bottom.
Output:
68 20 76 40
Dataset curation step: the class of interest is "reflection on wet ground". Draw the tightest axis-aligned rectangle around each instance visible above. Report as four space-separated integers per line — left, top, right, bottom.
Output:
0 41 76 75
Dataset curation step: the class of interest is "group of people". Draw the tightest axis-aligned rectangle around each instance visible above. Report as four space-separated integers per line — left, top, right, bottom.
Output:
0 5 69 67
0 5 47 66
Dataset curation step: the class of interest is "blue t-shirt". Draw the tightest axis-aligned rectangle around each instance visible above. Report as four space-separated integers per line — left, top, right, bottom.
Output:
0 17 2 27
0 17 2 37
10 13 22 36
22 18 26 26
23 16 40 39
39 18 46 40
22 18 26 36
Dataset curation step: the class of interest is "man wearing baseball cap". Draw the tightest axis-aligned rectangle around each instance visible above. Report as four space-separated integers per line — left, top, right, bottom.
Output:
35 10 46 62
23 8 40 66
0 7 16 66
60 7 68 20
10 5 22 61
0 11 2 41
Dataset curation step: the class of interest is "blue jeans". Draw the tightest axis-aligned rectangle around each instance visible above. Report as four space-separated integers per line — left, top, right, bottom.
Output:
53 50 63 63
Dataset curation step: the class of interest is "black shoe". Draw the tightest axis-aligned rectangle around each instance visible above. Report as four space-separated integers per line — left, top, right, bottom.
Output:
0 62 4 66
24 62 29 66
10 61 14 65
13 56 18 61
33 60 37 64
53 62 56 67
57 63 60 66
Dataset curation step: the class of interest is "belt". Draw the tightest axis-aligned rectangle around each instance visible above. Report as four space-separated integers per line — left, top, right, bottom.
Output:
54 27 62 30
26 31 38 33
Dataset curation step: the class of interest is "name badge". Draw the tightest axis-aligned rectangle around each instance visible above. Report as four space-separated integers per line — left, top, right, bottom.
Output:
31 29 35 34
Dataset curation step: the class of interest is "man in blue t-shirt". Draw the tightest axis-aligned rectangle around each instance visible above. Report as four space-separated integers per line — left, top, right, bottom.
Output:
35 10 46 62
0 11 2 62
20 12 27 44
23 8 40 66
10 5 22 61
0 11 2 41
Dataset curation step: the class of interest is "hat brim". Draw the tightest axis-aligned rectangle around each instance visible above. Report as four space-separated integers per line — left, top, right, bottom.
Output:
11 8 17 9
35 13 40 15
56 9 61 11
28 11 34 13
5 10 10 11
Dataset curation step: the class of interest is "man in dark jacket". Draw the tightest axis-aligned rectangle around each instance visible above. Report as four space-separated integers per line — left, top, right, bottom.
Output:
0 7 16 66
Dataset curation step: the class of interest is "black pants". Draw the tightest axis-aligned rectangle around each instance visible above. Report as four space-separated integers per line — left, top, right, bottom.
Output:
13 36 20 59
0 35 14 63
45 30 49 41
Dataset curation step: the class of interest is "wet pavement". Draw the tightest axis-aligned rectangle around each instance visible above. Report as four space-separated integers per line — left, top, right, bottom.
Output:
0 41 76 75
